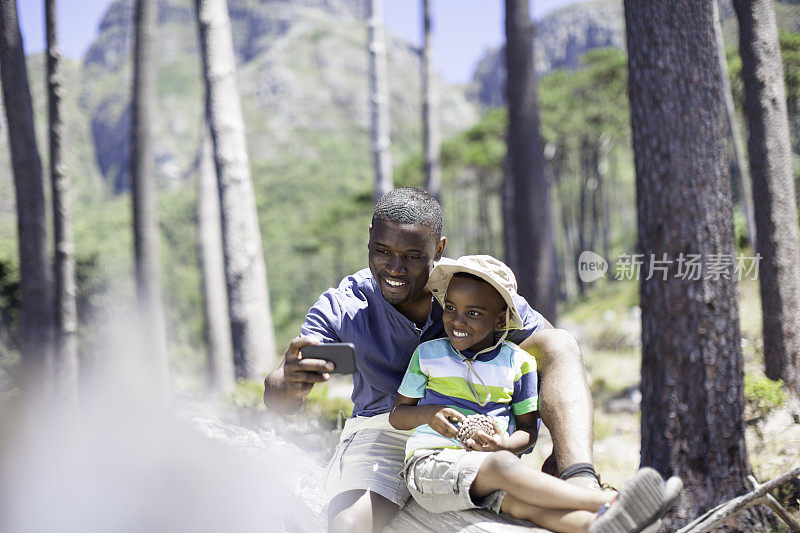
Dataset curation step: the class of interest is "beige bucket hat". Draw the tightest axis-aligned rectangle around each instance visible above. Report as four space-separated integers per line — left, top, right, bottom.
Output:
428 255 523 330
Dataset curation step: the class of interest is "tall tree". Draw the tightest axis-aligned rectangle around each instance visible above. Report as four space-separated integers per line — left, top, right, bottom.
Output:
625 1 767 528
0 0 55 396
734 0 800 408
197 122 235 392
195 0 276 379
713 0 757 251
421 0 441 201
367 0 393 203
131 0 169 390
46 0 79 410
503 0 556 322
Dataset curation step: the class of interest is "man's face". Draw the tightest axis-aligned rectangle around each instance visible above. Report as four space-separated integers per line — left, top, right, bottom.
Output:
368 219 445 306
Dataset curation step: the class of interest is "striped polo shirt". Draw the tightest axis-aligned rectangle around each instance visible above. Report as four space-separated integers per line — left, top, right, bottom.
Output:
397 338 538 460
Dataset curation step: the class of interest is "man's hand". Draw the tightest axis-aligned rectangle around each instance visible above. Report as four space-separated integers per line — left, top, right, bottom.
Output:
426 406 465 439
282 336 335 399
263 336 335 413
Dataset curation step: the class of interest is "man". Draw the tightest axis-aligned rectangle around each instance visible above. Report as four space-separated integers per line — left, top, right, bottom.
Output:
263 188 596 532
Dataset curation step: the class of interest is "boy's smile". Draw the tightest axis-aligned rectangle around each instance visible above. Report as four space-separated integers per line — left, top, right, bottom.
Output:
442 275 506 353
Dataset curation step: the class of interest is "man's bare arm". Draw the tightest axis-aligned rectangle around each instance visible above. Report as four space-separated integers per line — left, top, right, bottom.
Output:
263 335 334 414
519 327 595 480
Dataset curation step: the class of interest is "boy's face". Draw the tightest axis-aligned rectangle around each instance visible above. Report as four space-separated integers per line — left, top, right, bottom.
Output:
442 276 506 353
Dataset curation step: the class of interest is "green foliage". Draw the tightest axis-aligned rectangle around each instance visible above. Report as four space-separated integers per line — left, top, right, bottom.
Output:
560 279 639 323
225 378 268 412
301 383 353 428
0 258 20 396
223 379 352 429
539 47 630 149
744 373 787 419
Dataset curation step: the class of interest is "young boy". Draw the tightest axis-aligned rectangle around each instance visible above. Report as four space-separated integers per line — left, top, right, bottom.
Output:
389 255 681 533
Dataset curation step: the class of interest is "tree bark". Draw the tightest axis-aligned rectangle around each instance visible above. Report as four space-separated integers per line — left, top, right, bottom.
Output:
368 0 393 203
0 0 55 397
734 0 800 405
197 122 235 392
421 0 441 202
195 0 276 379
625 1 767 529
47 0 79 411
503 0 557 322
714 0 758 251
132 0 169 391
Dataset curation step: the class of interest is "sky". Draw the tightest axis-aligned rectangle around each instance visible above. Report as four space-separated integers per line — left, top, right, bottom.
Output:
16 0 583 85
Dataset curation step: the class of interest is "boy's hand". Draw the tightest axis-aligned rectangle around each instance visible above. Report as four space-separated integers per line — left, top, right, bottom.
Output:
427 407 466 439
462 419 507 451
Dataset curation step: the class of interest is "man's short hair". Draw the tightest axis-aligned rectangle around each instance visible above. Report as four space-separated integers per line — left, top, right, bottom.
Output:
372 187 443 238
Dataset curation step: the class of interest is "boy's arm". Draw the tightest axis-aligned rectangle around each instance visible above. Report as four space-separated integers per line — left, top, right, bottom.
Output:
462 411 539 454
389 394 466 439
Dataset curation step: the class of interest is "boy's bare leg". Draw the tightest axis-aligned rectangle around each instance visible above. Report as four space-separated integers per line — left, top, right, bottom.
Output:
520 329 598 488
328 490 399 533
470 451 610 511
501 494 596 533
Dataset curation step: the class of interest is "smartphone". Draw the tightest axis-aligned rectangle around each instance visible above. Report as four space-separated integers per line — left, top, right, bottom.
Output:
301 343 356 374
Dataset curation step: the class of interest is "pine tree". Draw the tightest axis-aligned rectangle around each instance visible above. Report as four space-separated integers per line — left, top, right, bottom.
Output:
197 122 235 392
46 0 79 410
367 0 393 203
625 0 768 528
0 0 55 398
421 0 441 201
503 0 556 322
195 0 277 378
131 0 170 391
734 0 800 409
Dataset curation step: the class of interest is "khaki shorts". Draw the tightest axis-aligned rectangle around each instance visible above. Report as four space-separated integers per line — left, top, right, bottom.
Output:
403 448 506 514
324 422 411 507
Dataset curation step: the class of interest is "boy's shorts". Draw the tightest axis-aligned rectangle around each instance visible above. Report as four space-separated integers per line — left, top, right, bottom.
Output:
324 416 412 507
403 448 507 514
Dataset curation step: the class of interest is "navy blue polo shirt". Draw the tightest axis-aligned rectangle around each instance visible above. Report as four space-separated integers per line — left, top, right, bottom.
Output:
301 268 545 417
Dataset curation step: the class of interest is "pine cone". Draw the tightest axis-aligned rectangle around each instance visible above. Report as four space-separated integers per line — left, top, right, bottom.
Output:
457 414 496 445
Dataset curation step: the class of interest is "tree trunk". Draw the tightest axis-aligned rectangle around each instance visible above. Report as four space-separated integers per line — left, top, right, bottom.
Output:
625 1 767 529
368 0 393 203
421 0 441 202
734 0 800 406
503 0 557 322
197 122 235 392
195 0 276 379
0 0 55 397
714 0 758 250
46 0 79 411
132 0 169 391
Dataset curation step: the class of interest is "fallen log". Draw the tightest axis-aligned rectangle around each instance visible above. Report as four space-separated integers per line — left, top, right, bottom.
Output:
676 466 800 533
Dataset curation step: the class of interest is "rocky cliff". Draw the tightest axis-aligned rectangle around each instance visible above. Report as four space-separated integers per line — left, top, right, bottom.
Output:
469 0 800 109
0 0 478 199
470 0 624 109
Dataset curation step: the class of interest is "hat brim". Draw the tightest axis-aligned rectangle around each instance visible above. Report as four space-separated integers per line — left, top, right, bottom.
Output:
428 261 524 330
